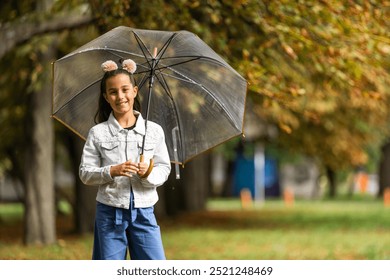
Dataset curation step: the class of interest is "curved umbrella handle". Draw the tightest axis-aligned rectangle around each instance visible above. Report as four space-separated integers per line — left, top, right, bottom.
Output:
139 154 154 178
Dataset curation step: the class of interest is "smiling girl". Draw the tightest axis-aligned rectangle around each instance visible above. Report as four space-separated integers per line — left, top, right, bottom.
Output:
79 59 171 260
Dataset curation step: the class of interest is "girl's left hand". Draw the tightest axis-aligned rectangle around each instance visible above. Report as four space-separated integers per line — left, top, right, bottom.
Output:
137 161 149 177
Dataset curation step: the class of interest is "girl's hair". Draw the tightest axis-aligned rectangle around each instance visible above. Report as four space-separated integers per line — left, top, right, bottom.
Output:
94 69 141 124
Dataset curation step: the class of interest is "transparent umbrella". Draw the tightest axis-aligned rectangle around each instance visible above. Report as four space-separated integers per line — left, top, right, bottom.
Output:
52 26 247 177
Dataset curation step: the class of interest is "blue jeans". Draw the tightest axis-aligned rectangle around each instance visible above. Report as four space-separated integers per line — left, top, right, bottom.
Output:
92 193 165 260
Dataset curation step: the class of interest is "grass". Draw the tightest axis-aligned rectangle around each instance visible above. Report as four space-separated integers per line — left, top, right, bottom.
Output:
1 198 389 260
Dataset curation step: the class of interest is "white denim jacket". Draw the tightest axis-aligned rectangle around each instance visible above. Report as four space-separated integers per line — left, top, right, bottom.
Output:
79 111 171 209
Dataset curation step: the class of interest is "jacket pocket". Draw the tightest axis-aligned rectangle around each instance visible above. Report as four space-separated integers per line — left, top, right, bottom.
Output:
100 142 120 164
138 141 156 159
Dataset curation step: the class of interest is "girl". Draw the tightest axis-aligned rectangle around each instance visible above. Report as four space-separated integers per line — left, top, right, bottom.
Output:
79 59 171 260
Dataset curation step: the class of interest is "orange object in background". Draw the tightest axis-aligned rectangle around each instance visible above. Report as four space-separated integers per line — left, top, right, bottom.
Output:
240 188 253 209
283 187 294 207
357 172 369 193
384 188 390 207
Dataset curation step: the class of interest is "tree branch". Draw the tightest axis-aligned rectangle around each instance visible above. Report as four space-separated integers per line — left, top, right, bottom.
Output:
0 8 93 59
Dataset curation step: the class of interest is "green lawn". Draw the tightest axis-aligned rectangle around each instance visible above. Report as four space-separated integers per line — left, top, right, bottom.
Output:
1 198 389 260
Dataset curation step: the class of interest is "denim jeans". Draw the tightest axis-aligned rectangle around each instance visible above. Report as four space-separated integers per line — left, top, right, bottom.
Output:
92 192 165 260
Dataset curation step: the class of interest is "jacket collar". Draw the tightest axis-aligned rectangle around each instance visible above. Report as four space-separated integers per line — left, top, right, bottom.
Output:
107 111 145 136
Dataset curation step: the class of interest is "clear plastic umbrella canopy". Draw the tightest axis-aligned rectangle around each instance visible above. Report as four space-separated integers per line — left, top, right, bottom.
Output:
52 26 247 166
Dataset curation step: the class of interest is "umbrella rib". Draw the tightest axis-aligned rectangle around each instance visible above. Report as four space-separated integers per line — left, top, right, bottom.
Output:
131 30 232 76
136 59 239 131
53 48 135 115
154 73 186 162
52 79 100 115
153 69 242 163
133 33 154 69
171 70 239 130
61 47 147 61
133 31 177 69
135 57 200 75
153 68 240 132
160 56 228 68
153 34 178 69
136 56 234 87
158 56 243 130
136 55 230 76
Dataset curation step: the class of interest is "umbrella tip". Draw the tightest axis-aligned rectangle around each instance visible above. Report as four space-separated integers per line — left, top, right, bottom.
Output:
153 47 157 58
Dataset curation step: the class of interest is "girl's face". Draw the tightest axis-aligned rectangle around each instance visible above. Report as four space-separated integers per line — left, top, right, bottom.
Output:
104 73 138 117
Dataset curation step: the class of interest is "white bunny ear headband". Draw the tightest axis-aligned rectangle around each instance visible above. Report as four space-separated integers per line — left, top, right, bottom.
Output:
101 59 137 74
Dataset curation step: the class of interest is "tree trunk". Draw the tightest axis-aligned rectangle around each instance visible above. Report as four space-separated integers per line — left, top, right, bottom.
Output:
24 44 56 245
222 159 235 197
68 133 97 234
161 154 210 216
378 142 390 198
182 154 210 211
326 166 337 198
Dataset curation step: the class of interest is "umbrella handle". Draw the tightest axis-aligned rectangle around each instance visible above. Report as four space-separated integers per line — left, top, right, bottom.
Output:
139 154 154 178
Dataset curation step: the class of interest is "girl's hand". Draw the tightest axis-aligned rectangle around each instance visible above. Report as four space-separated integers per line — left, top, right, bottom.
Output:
110 161 139 178
137 161 149 177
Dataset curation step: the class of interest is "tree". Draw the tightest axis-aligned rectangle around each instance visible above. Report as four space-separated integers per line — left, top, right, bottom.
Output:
237 1 390 172
22 0 56 245
1 0 390 245
0 0 95 243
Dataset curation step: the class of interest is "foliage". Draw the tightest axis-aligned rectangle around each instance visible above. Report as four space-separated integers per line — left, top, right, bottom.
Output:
237 0 390 170
1 0 390 177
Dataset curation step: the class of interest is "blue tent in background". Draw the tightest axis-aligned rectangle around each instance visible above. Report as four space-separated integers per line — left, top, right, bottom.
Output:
233 148 280 198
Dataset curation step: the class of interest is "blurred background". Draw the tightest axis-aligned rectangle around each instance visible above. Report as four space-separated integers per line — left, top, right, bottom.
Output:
0 0 390 259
